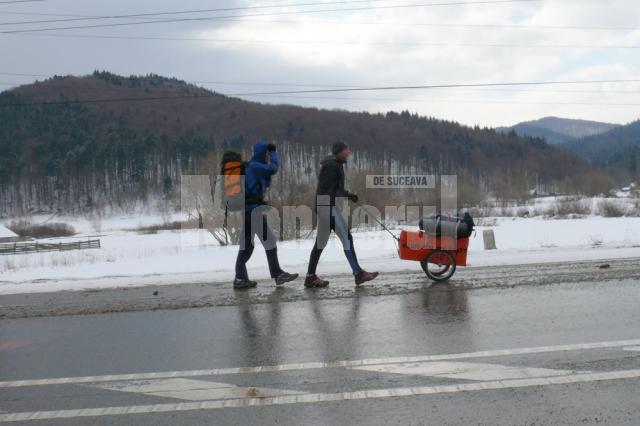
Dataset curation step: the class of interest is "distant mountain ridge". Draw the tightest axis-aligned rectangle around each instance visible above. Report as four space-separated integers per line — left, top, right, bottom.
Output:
496 117 618 145
560 120 640 181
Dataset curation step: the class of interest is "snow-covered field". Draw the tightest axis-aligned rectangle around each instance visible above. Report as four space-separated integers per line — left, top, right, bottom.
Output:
474 195 639 218
1 202 640 295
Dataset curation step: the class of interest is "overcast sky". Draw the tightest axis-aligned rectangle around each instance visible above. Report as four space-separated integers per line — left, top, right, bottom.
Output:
1 0 639 127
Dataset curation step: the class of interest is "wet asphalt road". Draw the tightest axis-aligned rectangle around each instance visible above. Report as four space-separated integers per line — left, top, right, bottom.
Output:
1 260 640 424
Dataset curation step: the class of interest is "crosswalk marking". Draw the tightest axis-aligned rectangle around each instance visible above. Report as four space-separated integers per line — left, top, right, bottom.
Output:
2 369 640 422
1 338 639 389
96 378 232 394
94 378 305 401
352 361 576 381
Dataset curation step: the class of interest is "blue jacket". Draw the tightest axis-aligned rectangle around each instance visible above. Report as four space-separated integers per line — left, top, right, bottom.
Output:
245 140 279 211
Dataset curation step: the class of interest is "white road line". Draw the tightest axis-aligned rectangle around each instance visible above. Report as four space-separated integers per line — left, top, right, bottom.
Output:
94 378 305 401
623 346 640 352
2 369 640 422
352 361 576 381
1 338 639 389
95 378 235 393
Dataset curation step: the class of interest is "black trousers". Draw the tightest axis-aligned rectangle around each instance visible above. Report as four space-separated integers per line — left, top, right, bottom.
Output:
235 211 282 280
307 209 361 275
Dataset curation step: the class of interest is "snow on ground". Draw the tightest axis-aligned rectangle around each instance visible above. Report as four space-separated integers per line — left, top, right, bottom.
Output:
1 212 640 295
480 195 639 217
0 225 18 239
16 212 190 235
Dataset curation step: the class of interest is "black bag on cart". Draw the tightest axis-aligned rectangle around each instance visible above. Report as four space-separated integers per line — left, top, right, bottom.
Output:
419 212 474 238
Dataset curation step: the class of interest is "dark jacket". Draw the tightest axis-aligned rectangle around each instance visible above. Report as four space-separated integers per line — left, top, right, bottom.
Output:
245 140 279 212
316 155 354 208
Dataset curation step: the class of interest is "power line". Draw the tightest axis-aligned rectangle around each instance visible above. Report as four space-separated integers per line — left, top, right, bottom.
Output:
0 0 386 26
184 17 640 32
6 31 639 50
3 73 640 93
0 0 541 34
2 10 637 32
2 78 640 96
2 85 638 108
0 0 43 4
190 81 640 94
228 79 640 96
203 85 640 95
2 78 639 108
242 93 640 107
0 11 94 17
192 80 354 88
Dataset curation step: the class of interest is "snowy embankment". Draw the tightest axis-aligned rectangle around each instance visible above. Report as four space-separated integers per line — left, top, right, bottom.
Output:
1 211 639 295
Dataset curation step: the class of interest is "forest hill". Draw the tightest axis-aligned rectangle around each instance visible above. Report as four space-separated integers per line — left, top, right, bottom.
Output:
0 71 609 215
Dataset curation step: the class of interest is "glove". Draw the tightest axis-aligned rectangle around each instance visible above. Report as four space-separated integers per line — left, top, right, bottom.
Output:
267 144 277 152
348 193 359 203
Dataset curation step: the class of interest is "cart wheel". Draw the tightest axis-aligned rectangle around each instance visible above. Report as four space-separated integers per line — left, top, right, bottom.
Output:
420 262 450 277
420 251 456 282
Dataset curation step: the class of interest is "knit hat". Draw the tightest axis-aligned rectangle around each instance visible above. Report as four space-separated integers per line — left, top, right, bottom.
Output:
332 141 349 156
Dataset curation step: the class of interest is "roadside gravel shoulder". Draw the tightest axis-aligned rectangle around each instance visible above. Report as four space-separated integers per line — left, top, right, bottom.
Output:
1 257 639 319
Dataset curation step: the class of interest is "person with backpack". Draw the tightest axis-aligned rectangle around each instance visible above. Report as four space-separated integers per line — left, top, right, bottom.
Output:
233 140 298 289
304 141 379 288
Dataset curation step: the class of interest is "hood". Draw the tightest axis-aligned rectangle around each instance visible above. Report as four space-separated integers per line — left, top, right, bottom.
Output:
251 140 270 163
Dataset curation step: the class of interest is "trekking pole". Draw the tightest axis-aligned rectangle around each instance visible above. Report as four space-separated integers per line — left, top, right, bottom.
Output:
354 201 400 242
222 205 231 245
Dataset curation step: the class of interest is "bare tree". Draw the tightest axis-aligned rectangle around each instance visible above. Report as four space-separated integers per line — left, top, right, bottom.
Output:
180 174 229 246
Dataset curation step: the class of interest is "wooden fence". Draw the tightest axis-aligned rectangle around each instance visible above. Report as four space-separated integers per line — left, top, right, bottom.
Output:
0 239 101 255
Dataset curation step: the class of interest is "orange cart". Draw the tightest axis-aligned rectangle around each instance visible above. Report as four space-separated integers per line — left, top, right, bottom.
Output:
398 230 470 282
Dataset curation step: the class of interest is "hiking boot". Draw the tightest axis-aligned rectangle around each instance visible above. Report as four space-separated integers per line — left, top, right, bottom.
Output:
275 271 299 285
355 270 379 285
304 274 330 288
233 278 258 290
